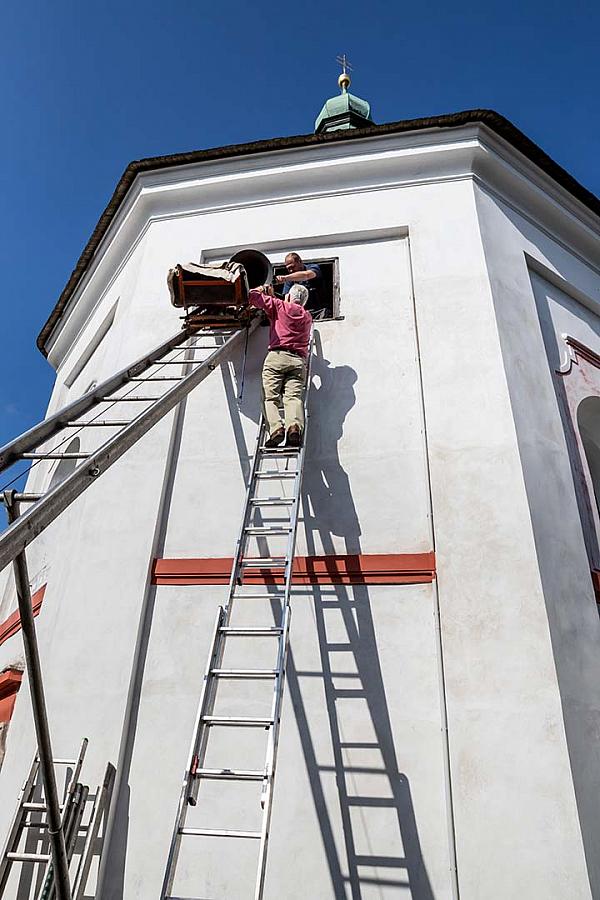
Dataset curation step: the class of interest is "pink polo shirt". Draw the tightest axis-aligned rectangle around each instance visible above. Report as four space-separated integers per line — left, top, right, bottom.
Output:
249 290 312 358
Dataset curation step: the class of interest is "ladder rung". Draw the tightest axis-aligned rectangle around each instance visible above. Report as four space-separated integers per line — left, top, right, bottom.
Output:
13 493 45 502
21 452 89 460
239 557 287 567
130 376 183 382
210 668 279 678
150 360 189 365
219 627 283 636
230 593 285 599
243 526 292 534
193 768 266 781
260 447 300 455
254 472 296 479
155 355 221 364
179 827 261 839
7 851 51 863
201 716 274 727
100 396 158 401
23 819 50 830
166 347 216 353
249 498 294 506
65 420 131 427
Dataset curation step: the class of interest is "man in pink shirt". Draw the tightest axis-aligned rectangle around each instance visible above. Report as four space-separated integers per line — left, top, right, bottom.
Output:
249 283 312 447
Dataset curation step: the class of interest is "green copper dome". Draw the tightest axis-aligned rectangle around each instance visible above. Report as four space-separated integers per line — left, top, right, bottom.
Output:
314 74 374 134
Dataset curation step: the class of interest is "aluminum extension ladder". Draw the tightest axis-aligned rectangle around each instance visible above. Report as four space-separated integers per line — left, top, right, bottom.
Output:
0 739 87 898
161 337 314 900
0 738 115 900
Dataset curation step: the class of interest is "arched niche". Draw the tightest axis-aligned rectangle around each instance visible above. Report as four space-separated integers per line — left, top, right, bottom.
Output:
577 396 600 516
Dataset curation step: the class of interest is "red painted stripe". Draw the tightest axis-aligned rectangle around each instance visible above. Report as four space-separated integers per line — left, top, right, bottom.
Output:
152 553 436 586
0 585 46 647
0 668 23 724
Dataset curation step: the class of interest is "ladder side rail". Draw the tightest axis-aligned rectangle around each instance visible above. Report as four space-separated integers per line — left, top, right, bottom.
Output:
0 328 199 473
0 757 40 895
255 333 314 900
62 785 89 889
160 607 226 900
222 418 267 623
58 739 88 812
0 321 258 572
72 763 116 900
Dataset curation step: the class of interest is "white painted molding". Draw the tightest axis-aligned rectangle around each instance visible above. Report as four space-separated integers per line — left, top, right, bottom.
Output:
557 334 579 375
44 123 600 366
556 333 600 376
201 226 408 264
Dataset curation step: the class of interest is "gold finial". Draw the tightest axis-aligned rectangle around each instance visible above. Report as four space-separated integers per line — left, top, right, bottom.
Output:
336 53 353 92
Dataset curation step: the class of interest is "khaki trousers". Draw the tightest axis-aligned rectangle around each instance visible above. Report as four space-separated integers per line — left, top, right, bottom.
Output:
262 349 307 435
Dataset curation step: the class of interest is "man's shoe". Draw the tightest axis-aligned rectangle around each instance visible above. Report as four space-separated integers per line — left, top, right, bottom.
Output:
265 428 285 448
286 425 302 447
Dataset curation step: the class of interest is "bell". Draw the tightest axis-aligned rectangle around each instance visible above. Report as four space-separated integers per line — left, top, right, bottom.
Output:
229 249 273 289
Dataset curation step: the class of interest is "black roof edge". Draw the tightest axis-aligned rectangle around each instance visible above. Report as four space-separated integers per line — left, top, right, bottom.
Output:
37 108 600 356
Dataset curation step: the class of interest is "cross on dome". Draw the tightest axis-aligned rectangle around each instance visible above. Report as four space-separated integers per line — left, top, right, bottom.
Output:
336 54 353 92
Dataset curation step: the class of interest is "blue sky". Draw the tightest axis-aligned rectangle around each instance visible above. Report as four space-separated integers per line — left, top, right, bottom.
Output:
1 0 599 452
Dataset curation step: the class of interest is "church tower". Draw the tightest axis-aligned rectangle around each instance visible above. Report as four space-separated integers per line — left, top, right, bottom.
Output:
0 69 600 900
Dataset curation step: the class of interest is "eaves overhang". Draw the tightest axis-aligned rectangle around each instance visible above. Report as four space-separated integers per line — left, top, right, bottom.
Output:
37 108 600 356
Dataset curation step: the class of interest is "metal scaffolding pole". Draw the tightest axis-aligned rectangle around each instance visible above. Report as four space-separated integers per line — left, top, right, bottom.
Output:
3 491 72 900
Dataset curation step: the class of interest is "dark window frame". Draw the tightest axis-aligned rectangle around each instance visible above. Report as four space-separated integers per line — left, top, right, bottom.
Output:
272 257 340 321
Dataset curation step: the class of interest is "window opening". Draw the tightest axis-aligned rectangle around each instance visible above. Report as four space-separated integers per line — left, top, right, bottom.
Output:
272 257 339 321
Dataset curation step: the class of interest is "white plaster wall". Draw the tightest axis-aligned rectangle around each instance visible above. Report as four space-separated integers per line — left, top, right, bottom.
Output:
472 184 600 898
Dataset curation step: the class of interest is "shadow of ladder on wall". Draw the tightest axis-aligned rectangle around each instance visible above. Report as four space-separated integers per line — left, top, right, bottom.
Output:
0 738 116 900
288 529 435 899
160 336 315 900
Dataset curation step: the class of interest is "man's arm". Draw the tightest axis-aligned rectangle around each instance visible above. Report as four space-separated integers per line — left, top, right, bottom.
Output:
276 268 317 286
248 287 277 318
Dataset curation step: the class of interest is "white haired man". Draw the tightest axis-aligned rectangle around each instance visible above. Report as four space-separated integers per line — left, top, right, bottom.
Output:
248 283 312 447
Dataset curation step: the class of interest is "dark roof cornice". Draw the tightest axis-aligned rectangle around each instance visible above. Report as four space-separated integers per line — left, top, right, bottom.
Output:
37 108 600 355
